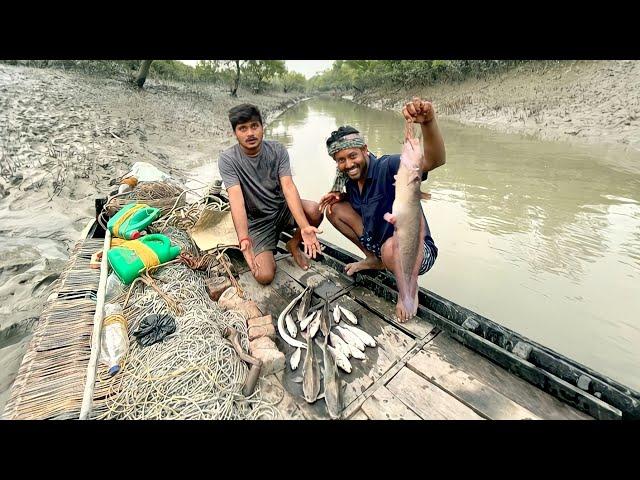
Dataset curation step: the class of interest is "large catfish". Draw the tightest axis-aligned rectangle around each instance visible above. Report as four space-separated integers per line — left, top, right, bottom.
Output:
383 123 429 320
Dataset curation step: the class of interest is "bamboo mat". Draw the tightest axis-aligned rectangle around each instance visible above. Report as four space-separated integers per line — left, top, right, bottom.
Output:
2 238 103 420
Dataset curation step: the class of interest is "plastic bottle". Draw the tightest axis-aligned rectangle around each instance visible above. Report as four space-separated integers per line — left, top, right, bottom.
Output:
104 272 124 302
100 303 129 376
118 183 132 195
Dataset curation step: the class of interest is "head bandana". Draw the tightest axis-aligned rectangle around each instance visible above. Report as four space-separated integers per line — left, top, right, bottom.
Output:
326 126 366 157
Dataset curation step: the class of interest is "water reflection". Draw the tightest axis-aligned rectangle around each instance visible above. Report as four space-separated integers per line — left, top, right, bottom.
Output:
267 97 640 390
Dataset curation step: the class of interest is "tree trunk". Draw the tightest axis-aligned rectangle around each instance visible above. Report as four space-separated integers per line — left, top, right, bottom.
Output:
231 60 240 97
135 60 153 88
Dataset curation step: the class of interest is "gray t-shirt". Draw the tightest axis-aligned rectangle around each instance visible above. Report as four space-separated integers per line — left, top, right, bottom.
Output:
218 140 292 224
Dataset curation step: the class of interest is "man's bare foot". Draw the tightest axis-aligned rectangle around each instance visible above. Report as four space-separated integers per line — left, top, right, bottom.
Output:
287 239 309 270
396 303 412 323
344 256 384 276
395 292 418 322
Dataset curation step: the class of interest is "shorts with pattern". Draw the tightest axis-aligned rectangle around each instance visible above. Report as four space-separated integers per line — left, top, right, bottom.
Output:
358 231 437 275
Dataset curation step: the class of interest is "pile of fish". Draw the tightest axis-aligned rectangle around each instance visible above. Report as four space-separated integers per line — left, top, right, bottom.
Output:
276 286 378 419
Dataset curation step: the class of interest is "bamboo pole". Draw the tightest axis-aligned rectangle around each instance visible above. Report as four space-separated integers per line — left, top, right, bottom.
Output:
79 229 111 420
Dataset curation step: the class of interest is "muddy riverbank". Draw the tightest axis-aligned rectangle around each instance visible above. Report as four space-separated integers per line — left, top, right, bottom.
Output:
352 60 640 152
0 63 303 411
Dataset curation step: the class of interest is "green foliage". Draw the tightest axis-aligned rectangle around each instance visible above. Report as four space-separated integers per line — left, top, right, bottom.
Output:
308 60 530 93
1 59 313 94
149 60 198 81
242 60 287 93
277 71 307 93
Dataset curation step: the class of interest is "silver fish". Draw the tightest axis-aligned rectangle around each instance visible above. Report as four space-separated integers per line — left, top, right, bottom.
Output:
302 327 321 403
333 305 342 324
308 315 321 338
285 313 297 338
297 286 313 323
317 320 342 419
290 347 302 370
300 311 316 331
335 325 366 352
346 342 366 360
342 324 377 347
328 345 352 373
320 297 330 338
383 124 427 321
329 331 352 359
338 306 358 325
277 289 308 350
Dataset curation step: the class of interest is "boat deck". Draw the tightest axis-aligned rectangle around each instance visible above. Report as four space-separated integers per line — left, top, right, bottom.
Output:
238 243 592 420
6 230 633 420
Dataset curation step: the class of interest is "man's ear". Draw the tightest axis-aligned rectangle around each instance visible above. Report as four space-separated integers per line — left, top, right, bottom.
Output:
362 145 369 156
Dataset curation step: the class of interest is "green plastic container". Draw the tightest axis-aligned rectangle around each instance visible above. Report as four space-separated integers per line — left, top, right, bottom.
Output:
107 203 161 240
107 234 181 285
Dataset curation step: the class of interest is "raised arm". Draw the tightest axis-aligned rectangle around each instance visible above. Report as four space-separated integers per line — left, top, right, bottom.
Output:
280 175 322 259
402 97 446 173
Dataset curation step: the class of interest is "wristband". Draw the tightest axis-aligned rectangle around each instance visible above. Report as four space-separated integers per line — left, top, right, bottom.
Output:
239 237 251 246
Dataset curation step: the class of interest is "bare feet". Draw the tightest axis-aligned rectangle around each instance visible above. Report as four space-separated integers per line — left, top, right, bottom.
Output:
395 291 419 323
396 302 412 323
287 238 309 270
344 256 384 276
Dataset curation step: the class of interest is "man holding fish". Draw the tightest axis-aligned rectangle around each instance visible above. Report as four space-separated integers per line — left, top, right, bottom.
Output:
318 97 446 322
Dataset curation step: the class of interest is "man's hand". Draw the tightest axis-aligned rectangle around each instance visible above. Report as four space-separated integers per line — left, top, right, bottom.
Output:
240 238 260 275
318 192 344 215
402 97 435 125
300 225 323 259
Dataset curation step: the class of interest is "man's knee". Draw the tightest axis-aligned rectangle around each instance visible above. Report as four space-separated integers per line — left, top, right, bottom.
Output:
303 200 324 226
254 269 275 285
253 252 276 285
326 201 347 226
380 237 397 268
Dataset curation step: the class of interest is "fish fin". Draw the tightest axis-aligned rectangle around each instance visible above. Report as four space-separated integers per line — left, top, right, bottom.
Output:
383 212 397 225
420 191 432 201
292 376 303 383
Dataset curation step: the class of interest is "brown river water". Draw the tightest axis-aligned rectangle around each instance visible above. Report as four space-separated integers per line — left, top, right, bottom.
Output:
223 97 640 391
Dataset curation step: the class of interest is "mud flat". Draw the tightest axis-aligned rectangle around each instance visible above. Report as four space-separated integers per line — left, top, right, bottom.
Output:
0 63 303 412
354 60 640 152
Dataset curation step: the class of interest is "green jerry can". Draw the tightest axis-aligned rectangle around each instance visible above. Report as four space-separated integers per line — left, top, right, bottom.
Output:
107 234 181 285
107 203 161 240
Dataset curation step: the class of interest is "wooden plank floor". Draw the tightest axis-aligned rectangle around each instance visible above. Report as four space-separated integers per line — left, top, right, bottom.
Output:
241 255 592 420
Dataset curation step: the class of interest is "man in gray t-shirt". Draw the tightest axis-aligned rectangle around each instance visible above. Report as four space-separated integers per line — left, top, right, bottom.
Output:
219 103 323 285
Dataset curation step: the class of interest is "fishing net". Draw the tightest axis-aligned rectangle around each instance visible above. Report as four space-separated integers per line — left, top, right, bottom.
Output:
91 263 280 420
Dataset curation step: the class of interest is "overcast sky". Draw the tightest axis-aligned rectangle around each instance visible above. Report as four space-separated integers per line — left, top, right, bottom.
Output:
179 60 334 79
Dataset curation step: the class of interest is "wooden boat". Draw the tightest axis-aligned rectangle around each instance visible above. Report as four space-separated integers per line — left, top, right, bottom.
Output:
238 231 640 420
4 213 639 420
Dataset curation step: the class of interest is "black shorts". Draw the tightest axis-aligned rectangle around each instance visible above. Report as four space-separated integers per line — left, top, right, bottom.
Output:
248 204 297 256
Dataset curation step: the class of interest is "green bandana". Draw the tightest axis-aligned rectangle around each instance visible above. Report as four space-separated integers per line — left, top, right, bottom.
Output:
327 135 365 157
